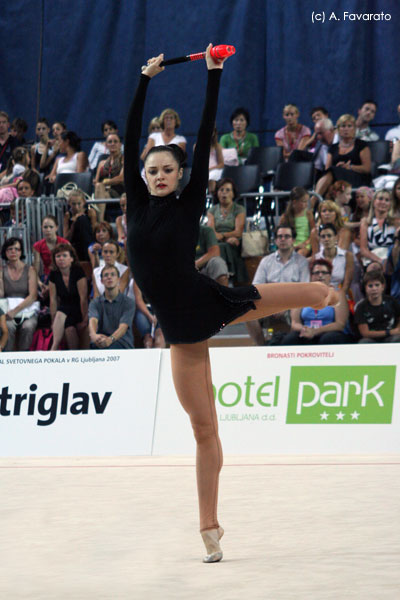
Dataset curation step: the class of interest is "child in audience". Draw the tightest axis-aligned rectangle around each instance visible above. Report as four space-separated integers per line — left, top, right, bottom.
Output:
63 189 93 261
355 270 400 343
279 186 314 256
327 180 352 221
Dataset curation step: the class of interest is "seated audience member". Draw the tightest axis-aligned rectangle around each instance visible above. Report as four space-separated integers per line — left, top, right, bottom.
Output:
315 114 371 196
89 265 135 350
207 177 247 283
0 306 8 351
10 117 28 145
385 103 400 142
355 101 379 141
0 146 30 186
0 151 33 210
387 226 400 301
0 237 38 351
63 189 94 262
281 259 352 345
30 118 52 172
33 215 69 294
88 221 115 270
306 118 336 174
88 120 119 170
314 224 354 293
246 224 309 345
354 270 400 343
302 106 330 151
274 104 311 160
0 111 18 174
391 177 400 218
147 117 161 134
279 186 314 256
348 186 373 229
92 240 129 297
116 193 127 246
49 243 88 350
48 131 88 184
39 121 67 174
311 200 351 253
93 132 124 221
140 108 186 161
195 224 229 286
326 180 352 221
219 107 259 165
359 189 397 267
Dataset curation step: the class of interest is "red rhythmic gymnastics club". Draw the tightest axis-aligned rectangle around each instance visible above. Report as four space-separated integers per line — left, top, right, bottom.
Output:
160 44 236 66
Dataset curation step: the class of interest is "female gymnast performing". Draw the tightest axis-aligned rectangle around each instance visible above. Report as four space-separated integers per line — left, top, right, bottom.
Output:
124 44 338 563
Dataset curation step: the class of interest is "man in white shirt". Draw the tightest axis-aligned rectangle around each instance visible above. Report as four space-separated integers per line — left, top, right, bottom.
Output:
355 101 379 141
385 103 400 142
247 225 310 345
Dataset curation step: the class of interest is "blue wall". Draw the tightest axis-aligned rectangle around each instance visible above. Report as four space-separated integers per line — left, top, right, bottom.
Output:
1 0 399 160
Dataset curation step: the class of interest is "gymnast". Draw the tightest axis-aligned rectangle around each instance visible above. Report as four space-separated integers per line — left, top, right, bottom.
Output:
124 44 338 563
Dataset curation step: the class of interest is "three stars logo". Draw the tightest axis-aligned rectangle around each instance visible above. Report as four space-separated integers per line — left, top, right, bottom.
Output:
320 411 360 421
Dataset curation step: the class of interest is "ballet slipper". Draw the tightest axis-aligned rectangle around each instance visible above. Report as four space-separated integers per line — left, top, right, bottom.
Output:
201 526 224 563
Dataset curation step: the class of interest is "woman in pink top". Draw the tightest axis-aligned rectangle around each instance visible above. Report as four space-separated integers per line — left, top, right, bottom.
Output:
275 104 311 160
33 215 69 295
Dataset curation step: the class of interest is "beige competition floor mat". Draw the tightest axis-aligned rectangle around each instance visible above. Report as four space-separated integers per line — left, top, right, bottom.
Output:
0 454 399 600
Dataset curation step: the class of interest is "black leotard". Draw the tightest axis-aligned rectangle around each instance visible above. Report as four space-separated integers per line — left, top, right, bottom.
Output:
124 69 260 344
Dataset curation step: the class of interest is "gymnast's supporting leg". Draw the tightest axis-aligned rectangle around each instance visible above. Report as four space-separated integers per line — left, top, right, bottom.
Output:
232 282 337 325
170 340 224 562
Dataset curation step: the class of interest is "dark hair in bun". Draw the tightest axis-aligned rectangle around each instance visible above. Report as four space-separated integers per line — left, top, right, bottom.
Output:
145 144 187 167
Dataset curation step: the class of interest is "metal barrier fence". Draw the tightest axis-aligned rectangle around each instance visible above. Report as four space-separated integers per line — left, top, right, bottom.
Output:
0 190 324 266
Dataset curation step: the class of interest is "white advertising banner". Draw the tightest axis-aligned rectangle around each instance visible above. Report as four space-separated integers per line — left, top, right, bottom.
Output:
153 345 400 455
0 349 161 456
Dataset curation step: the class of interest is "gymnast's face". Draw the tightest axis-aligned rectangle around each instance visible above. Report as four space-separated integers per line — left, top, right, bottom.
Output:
145 151 183 197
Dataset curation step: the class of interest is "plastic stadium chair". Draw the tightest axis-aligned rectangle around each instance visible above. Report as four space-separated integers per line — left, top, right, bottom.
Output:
273 161 315 191
367 141 391 177
246 146 283 179
221 164 261 195
54 172 94 196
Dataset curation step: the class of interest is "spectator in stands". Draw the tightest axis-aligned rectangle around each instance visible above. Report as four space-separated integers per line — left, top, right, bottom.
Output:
220 107 259 165
16 169 40 197
348 186 373 229
312 118 336 173
10 118 28 145
315 114 371 196
207 177 247 283
207 127 224 192
355 270 400 343
385 103 400 143
89 264 135 349
116 193 127 246
88 221 114 270
326 180 352 221
355 101 379 141
88 119 119 170
140 108 186 161
195 224 229 286
47 131 88 184
275 104 311 160
33 215 70 294
0 146 30 187
93 132 124 221
246 224 309 345
391 177 400 216
37 121 67 176
388 225 400 301
314 224 354 293
279 186 314 257
302 106 330 151
280 258 352 345
63 188 93 261
360 189 397 267
49 243 88 350
0 306 8 351
0 111 17 174
92 240 129 297
148 116 161 134
30 118 52 172
311 200 351 253
0 237 38 351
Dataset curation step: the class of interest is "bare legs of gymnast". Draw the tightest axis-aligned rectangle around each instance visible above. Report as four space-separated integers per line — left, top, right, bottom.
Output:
169 282 337 562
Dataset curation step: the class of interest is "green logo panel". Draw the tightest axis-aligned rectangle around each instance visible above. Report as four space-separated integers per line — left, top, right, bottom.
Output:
287 366 396 424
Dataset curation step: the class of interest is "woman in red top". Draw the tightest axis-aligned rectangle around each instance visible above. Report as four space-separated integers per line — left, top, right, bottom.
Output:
33 214 69 296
